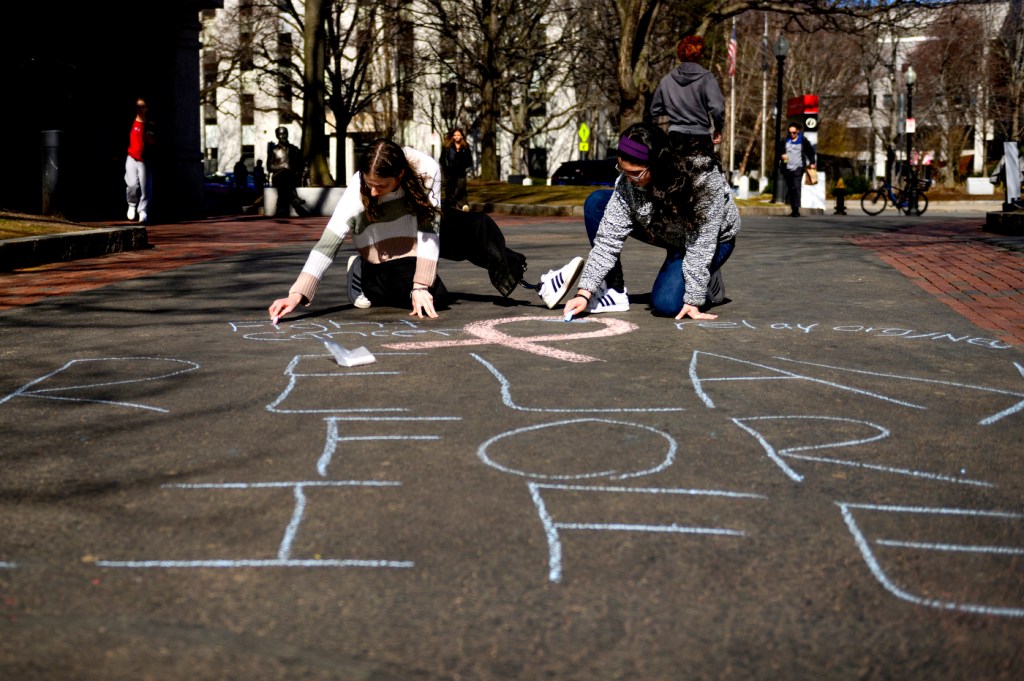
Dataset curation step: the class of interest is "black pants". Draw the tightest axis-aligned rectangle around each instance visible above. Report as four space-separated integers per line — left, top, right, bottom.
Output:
439 208 527 297
444 174 468 208
782 167 804 215
360 257 448 309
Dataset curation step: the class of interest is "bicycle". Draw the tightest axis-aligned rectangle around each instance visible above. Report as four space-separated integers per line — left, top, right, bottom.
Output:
860 177 930 216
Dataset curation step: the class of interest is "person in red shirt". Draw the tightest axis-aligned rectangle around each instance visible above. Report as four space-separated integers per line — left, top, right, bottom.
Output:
125 98 154 223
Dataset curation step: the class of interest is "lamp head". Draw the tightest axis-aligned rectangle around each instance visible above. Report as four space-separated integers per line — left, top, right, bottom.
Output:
775 34 789 58
905 65 917 86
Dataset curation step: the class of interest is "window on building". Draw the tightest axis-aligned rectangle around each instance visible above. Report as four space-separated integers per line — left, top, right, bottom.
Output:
241 94 255 126
203 50 219 124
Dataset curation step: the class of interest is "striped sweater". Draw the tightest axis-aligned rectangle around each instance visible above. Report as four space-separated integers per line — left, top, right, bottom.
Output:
290 147 442 303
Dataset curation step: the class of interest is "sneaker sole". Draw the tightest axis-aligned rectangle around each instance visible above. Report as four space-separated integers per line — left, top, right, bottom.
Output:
541 257 584 309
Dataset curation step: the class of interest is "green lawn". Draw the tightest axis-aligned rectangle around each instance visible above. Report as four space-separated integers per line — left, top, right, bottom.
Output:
0 213 101 241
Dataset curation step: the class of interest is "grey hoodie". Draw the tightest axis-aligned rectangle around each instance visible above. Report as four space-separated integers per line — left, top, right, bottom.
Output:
650 63 725 136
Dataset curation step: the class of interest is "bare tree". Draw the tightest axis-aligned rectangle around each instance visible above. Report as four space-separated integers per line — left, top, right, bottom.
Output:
909 5 988 187
994 0 1024 141
204 0 410 185
414 0 564 181
572 0 994 133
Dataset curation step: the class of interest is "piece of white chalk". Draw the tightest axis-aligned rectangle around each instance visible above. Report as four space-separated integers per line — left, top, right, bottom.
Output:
324 340 376 367
272 315 280 326
564 311 574 322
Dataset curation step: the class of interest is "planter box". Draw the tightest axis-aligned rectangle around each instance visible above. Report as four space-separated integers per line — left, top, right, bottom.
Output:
966 177 995 195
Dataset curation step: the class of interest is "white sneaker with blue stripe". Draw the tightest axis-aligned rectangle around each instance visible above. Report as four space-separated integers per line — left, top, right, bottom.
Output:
537 256 584 309
587 286 629 313
347 255 372 308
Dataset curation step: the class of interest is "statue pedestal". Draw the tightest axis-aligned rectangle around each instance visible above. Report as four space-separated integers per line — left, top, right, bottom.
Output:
263 187 345 217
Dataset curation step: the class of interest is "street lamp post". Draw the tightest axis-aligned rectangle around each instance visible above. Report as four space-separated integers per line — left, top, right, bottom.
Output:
904 65 918 214
771 34 790 204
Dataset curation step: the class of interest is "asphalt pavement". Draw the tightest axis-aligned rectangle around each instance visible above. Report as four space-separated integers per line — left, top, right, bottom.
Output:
1 207 1022 680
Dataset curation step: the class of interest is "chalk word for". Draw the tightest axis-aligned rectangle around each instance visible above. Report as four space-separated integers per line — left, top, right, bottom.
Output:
674 320 1013 349
839 502 1024 617
0 357 201 413
97 480 413 569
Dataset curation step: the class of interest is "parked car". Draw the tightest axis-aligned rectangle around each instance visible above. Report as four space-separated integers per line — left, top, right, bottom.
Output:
550 159 618 186
203 172 254 195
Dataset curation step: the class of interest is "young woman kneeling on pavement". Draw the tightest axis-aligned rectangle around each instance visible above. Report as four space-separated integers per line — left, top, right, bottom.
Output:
537 122 740 321
268 139 446 321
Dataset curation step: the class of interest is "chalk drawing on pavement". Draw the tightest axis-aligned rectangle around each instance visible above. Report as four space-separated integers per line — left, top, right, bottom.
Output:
690 352 1024 427
775 357 1024 426
229 318 465 343
0 357 200 413
478 419 677 481
470 353 683 413
732 416 994 487
317 417 449 477
529 482 767 583
96 480 413 569
383 316 638 363
838 502 1024 618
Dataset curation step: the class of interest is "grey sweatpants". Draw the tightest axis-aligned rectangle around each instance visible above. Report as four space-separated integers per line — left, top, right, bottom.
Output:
125 156 150 213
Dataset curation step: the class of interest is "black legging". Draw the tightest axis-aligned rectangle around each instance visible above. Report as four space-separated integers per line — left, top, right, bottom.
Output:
439 208 527 297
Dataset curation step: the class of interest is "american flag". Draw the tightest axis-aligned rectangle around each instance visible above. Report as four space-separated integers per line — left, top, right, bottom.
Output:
727 25 737 78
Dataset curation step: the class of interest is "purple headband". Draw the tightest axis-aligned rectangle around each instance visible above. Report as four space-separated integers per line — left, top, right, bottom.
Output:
618 136 650 162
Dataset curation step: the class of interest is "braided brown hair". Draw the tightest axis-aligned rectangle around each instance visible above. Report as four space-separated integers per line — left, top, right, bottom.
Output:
358 139 440 231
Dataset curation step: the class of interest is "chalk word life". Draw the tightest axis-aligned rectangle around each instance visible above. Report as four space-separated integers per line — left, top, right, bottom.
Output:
674 320 1013 350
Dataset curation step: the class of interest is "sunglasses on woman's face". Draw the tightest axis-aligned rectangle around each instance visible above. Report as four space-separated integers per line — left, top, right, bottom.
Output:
616 163 649 181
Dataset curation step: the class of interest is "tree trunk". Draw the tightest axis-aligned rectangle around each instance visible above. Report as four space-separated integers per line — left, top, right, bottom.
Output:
477 1 502 180
615 0 660 132
302 0 333 186
479 77 500 180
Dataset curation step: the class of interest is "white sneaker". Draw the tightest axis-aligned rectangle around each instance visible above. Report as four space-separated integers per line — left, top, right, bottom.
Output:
127 205 137 221
537 256 584 309
138 211 148 224
347 255 371 308
588 286 629 313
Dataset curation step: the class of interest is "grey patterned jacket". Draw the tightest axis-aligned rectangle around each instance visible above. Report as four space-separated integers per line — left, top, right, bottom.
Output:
578 170 741 306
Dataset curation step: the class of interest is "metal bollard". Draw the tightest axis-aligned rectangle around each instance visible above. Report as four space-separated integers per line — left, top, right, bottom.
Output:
42 130 62 215
833 179 847 215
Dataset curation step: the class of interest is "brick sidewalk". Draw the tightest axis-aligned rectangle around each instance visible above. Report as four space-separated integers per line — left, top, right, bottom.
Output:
0 216 326 310
848 222 1024 345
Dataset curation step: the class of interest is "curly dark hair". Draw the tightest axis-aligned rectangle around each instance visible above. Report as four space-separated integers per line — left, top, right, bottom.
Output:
358 139 439 231
617 123 687 228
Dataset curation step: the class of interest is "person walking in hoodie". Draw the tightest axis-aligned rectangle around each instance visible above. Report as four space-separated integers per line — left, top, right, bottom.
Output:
651 35 725 158
650 34 728 304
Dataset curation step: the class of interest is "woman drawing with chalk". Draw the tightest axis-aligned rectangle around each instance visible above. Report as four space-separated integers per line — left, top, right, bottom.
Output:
268 139 446 321
542 122 739 321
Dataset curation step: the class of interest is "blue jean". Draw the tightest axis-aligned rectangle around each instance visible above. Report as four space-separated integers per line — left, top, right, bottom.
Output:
583 189 734 315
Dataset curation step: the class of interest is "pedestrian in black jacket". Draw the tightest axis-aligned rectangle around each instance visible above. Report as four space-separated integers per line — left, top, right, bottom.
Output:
777 123 817 217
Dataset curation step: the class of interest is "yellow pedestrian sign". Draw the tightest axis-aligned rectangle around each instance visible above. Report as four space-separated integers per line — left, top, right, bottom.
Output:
578 122 590 152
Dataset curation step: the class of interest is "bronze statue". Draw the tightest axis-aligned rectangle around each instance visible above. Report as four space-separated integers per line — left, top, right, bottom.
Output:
268 126 304 216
